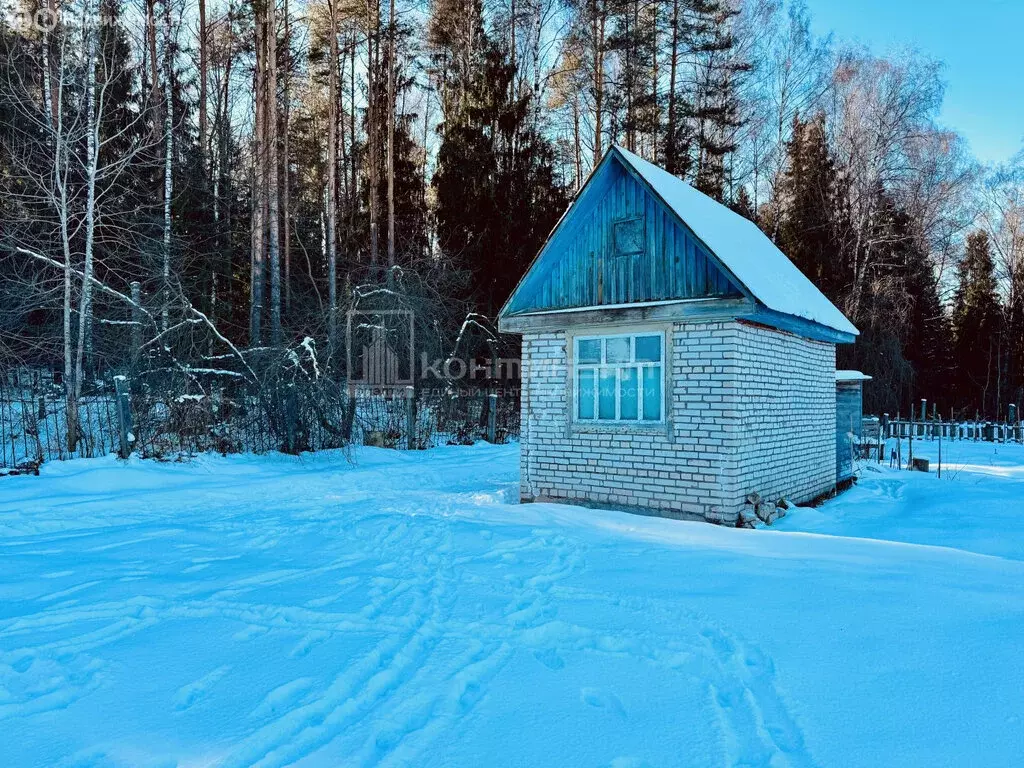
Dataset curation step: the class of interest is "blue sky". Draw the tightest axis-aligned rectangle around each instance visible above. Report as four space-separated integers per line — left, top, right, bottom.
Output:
803 0 1023 165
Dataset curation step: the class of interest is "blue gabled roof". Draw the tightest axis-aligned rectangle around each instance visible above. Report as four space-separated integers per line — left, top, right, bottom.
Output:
614 148 858 337
500 147 858 341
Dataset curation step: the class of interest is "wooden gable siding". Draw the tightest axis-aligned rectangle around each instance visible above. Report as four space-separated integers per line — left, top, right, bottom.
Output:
505 158 741 314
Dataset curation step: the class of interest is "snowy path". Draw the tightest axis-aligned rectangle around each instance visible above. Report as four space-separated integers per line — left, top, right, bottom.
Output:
1 444 1023 767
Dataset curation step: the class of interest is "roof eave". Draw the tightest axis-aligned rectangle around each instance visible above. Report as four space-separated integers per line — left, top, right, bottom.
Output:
741 305 858 345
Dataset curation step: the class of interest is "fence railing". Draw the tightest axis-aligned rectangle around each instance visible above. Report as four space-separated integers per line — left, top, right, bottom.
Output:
879 417 1023 443
0 384 122 471
0 370 521 473
856 414 1023 478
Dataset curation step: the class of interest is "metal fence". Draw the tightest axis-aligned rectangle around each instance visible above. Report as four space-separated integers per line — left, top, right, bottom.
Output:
0 377 122 471
880 417 1023 444
0 369 521 473
853 414 1023 478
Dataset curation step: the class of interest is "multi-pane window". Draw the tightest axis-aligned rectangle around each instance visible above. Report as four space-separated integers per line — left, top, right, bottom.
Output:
574 333 664 423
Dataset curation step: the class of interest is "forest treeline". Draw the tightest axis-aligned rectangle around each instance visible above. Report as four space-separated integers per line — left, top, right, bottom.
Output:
0 0 1022 428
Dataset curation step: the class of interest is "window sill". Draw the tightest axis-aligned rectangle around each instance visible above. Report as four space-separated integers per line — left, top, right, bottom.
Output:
570 421 670 437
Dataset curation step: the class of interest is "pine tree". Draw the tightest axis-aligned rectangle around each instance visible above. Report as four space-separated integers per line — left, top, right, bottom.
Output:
607 0 658 154
775 113 841 299
730 186 755 222
900 219 950 403
362 11 427 265
431 15 567 314
951 231 1003 416
687 0 749 200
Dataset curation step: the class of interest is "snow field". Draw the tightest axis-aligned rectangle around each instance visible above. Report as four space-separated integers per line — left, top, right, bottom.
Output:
1 442 1023 766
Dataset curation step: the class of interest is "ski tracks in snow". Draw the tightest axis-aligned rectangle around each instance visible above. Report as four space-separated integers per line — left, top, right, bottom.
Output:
221 514 461 767
213 514 592 766
0 447 820 767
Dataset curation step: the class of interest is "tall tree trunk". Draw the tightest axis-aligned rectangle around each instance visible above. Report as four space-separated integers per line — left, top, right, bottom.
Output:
75 7 99 415
250 6 266 345
198 0 214 329
161 0 173 331
326 0 339 359
366 0 379 267
510 0 516 98
650 0 658 158
421 86 430 257
665 0 678 174
50 37 77 451
147 0 158 105
624 3 633 152
386 0 396 269
41 0 58 128
283 0 291 314
338 22 348 206
198 0 208 158
349 29 357 236
591 0 604 164
532 0 542 130
573 98 582 188
267 0 282 345
213 11 235 329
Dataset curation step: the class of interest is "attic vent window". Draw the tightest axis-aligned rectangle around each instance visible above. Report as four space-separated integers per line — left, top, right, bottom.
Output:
612 216 644 256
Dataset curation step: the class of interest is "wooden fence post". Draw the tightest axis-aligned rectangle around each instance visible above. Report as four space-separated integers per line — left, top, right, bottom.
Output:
487 391 498 443
405 385 416 450
879 413 888 463
908 417 913 470
285 385 297 454
113 375 133 459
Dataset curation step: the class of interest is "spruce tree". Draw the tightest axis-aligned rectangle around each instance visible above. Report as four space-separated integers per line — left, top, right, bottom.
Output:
776 113 841 299
730 186 755 222
900 223 951 403
951 231 1003 415
431 16 567 314
687 0 749 200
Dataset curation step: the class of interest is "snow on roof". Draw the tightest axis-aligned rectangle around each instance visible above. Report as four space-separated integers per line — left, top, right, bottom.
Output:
614 146 859 337
836 370 872 382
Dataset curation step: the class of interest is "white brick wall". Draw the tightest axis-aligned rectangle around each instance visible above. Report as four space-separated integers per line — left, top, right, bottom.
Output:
519 320 836 525
730 322 836 510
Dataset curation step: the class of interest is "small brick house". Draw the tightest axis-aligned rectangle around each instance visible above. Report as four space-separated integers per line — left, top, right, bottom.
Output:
497 146 860 525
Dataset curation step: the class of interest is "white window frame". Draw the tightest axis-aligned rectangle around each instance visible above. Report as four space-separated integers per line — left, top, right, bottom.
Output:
572 331 666 424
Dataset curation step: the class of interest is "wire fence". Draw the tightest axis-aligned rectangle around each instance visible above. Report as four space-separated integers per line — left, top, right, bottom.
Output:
0 374 122 471
0 369 521 473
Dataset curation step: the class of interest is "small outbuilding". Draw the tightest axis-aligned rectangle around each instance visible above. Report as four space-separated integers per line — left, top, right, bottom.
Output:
498 146 860 525
835 370 872 483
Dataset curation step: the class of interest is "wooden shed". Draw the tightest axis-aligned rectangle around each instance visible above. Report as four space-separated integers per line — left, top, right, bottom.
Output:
498 147 860 526
836 371 871 483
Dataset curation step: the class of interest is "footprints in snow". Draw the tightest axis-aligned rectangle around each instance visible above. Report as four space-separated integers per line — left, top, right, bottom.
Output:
249 677 316 720
0 651 104 721
581 687 627 719
699 626 813 767
174 665 231 711
289 630 329 658
533 647 565 670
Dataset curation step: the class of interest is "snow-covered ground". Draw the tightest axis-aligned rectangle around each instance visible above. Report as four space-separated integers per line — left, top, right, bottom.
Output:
1 442 1023 767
